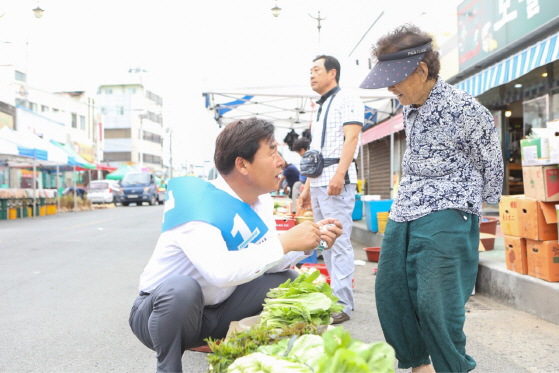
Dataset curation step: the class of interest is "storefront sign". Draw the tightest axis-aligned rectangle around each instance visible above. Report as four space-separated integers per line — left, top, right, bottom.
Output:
458 0 559 71
73 141 96 163
0 111 14 130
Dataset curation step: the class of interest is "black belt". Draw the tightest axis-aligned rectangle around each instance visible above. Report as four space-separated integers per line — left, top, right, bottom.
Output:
323 158 357 184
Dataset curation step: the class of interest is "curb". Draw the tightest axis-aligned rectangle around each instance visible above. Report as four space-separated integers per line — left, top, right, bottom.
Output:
350 221 559 326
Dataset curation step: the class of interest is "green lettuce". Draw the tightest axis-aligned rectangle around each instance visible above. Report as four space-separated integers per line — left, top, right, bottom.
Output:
227 352 313 373
259 272 343 328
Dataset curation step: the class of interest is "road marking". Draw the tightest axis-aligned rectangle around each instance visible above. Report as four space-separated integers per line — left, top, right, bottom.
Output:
63 215 131 230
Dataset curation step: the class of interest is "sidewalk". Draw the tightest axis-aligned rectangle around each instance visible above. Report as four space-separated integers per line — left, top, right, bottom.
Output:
350 209 559 326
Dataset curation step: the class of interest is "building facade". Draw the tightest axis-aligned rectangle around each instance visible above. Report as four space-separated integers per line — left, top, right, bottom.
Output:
450 0 559 195
0 64 103 188
96 80 164 173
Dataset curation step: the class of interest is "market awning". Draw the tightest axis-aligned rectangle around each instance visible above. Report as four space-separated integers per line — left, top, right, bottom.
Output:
106 164 141 180
50 140 96 169
0 137 27 157
361 113 404 145
203 85 394 129
0 127 68 164
455 30 559 97
96 163 118 172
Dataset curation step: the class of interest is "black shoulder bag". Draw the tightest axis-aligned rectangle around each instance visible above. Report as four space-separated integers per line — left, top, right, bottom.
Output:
300 88 340 178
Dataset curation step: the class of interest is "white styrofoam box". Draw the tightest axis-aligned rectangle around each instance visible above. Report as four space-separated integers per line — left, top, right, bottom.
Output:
361 195 381 201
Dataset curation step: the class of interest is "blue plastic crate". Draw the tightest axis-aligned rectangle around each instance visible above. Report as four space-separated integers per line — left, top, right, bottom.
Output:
364 199 393 232
298 249 318 264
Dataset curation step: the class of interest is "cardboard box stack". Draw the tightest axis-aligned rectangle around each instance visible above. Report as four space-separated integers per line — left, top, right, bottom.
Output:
500 195 529 275
513 119 559 281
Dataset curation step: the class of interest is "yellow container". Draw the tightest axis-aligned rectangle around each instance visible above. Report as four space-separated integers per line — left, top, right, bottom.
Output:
8 208 17 220
377 212 389 233
46 205 57 215
357 179 365 194
27 207 32 217
40 206 46 216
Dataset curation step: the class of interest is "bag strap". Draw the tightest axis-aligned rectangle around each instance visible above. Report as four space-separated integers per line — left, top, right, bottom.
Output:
320 86 341 150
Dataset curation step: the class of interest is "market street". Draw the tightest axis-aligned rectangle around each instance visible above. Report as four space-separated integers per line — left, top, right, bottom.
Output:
0 206 558 373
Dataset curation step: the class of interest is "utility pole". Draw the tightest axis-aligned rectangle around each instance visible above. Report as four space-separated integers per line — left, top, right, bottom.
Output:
169 130 173 179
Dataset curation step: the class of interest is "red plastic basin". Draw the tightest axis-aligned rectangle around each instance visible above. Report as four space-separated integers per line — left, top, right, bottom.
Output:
301 263 329 276
364 247 381 262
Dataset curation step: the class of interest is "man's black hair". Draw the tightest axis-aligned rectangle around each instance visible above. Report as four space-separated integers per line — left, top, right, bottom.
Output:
313 55 341 84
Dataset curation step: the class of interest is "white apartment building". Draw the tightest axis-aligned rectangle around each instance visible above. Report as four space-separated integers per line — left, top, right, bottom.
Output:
96 78 164 173
0 64 101 163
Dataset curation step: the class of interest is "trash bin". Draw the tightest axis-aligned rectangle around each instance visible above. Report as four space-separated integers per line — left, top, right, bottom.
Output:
364 199 393 232
352 193 363 221
0 199 7 220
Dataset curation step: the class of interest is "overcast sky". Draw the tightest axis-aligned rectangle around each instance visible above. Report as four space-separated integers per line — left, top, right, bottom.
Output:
0 0 461 166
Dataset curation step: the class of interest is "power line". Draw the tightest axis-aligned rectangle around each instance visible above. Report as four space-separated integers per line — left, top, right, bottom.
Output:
349 11 384 57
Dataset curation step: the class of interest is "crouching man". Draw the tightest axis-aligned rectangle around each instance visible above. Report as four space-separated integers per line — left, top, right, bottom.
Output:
129 117 342 373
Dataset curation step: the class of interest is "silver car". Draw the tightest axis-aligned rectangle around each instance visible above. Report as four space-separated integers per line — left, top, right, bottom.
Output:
87 180 122 204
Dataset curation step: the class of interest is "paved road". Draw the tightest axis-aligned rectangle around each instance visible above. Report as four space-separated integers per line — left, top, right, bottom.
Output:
0 206 558 372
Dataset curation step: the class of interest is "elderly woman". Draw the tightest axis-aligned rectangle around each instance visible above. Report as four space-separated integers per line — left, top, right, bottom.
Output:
360 25 503 373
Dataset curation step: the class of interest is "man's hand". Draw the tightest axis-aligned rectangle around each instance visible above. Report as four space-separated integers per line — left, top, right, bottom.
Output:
298 189 312 210
327 173 345 196
278 221 321 254
317 218 342 249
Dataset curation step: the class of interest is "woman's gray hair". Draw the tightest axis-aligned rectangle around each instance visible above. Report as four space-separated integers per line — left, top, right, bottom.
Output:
371 24 440 81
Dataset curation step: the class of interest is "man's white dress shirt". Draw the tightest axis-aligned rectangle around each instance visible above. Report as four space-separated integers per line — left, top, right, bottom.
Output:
139 176 311 306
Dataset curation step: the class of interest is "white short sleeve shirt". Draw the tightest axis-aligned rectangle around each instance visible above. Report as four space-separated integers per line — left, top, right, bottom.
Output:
309 88 364 187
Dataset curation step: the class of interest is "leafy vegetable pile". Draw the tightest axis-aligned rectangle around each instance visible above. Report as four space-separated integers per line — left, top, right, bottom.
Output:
259 271 343 328
228 327 395 373
207 323 319 373
207 272 394 372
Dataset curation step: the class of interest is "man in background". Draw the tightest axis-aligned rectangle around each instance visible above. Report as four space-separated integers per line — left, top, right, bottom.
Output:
276 156 301 199
298 55 364 324
291 138 310 214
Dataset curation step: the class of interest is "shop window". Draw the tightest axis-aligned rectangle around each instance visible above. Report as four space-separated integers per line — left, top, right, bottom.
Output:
105 128 131 138
15 70 27 82
523 95 548 135
551 89 559 121
104 152 131 161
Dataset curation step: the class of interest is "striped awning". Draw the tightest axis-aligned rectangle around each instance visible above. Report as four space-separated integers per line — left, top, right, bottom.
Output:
455 30 559 97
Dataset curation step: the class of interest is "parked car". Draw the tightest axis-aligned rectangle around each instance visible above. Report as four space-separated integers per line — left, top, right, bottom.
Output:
119 172 158 206
87 180 122 204
157 183 166 204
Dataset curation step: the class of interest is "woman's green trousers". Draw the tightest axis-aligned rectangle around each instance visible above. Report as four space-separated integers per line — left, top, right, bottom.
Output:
375 209 479 373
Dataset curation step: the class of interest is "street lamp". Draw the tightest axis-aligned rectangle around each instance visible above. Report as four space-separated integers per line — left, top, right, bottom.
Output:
32 6 44 18
271 2 281 17
33 1 44 18
309 11 325 41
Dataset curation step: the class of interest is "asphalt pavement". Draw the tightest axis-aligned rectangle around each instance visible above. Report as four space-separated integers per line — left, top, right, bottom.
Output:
0 205 558 372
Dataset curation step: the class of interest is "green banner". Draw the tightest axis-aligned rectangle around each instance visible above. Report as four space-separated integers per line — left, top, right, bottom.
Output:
458 0 559 71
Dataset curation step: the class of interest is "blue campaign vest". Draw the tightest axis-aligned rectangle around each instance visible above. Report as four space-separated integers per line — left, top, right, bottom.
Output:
162 177 269 251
